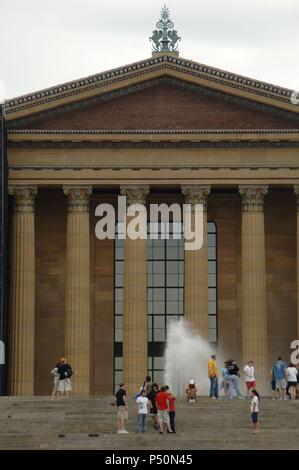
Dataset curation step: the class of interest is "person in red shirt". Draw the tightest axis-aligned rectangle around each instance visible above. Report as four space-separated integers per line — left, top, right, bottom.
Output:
155 386 173 434
165 385 176 433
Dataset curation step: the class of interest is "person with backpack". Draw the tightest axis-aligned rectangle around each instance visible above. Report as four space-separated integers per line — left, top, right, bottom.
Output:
57 357 73 398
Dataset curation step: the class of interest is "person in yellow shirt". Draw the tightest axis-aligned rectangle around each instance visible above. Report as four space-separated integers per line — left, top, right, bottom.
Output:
208 354 219 399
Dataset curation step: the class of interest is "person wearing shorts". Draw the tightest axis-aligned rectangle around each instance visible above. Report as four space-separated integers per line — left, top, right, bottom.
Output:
155 386 173 434
243 360 256 397
273 357 287 400
286 363 298 400
57 358 73 399
50 358 64 399
115 383 129 434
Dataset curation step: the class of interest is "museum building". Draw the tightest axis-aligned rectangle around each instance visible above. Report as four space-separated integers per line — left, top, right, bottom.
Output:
3 10 299 395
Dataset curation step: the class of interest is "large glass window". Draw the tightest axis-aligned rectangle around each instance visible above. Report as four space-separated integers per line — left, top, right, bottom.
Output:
114 221 217 389
147 222 184 384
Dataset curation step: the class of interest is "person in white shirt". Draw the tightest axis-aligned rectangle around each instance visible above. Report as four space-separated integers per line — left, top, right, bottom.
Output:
250 389 260 434
135 389 150 433
286 363 298 400
243 360 256 397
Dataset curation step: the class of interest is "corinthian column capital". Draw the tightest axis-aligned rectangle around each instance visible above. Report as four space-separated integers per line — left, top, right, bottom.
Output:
294 185 299 212
239 185 268 212
181 185 211 210
63 186 92 212
120 185 149 206
8 186 38 212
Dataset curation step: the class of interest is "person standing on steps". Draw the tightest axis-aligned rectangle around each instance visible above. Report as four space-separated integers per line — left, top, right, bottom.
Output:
208 354 219 399
155 386 173 434
50 357 63 399
165 385 176 433
135 389 150 433
273 356 287 400
57 357 73 399
219 361 229 398
268 367 278 400
286 363 298 400
227 359 244 399
250 389 260 434
147 383 159 430
243 360 256 397
115 383 129 434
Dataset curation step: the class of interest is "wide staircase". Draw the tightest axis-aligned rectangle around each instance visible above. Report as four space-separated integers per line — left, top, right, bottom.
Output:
0 396 298 450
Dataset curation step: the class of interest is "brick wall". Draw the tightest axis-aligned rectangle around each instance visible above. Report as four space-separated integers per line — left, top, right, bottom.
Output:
26 84 299 130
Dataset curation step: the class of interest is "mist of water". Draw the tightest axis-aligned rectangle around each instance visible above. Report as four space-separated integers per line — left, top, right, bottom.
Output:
164 319 218 396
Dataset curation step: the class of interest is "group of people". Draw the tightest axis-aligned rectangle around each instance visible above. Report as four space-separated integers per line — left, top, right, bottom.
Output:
184 355 251 403
205 354 298 401
51 353 298 436
185 354 299 433
270 357 299 400
115 377 176 435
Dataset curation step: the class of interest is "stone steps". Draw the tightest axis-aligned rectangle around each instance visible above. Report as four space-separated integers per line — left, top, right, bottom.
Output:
0 396 298 449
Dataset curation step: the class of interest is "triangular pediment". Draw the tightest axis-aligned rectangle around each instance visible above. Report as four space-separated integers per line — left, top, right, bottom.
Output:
5 55 299 131
7 77 299 132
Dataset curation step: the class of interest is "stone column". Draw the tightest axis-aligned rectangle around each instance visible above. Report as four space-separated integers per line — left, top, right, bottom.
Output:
63 186 92 396
294 185 299 340
120 186 149 395
181 185 211 339
239 185 268 394
8 186 37 395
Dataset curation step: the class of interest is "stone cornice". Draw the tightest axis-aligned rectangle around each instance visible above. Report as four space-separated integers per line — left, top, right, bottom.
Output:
9 163 299 171
239 185 268 212
5 56 299 120
8 186 38 212
63 186 92 212
7 129 299 136
7 140 299 149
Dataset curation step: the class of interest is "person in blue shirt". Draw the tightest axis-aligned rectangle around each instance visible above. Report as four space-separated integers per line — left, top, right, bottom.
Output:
273 356 287 400
219 361 229 398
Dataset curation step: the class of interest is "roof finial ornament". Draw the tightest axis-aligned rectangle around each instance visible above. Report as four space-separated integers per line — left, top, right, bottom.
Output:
150 5 181 57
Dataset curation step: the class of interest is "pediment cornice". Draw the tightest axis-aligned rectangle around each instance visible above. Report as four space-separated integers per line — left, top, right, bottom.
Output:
4 54 299 121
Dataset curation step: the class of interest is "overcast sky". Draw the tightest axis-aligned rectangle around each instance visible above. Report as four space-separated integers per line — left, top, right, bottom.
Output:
1 0 299 99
